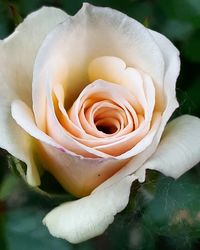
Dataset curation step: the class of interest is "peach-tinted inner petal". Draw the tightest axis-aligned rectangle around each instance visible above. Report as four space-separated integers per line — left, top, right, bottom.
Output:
41 56 157 158
29 55 161 195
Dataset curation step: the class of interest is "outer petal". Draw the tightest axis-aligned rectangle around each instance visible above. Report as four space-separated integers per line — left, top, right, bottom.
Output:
43 174 138 243
0 7 68 185
137 115 200 180
149 29 180 111
11 100 128 197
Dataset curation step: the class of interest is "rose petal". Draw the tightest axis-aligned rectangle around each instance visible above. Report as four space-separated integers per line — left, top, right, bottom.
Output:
11 100 65 152
137 115 200 180
88 56 126 83
32 3 165 131
47 78 160 159
149 29 180 111
43 174 138 243
45 81 113 158
121 66 147 107
11 100 128 196
0 7 68 185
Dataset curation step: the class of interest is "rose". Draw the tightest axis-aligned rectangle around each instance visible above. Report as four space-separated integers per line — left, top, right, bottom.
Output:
0 3 200 243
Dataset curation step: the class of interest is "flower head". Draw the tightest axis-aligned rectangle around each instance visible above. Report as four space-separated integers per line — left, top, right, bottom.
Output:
0 3 200 243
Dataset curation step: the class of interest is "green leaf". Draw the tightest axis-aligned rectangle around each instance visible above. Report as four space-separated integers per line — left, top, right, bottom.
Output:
7 155 27 180
5 207 72 250
0 174 19 200
141 168 200 249
157 0 200 28
182 31 200 63
161 19 194 41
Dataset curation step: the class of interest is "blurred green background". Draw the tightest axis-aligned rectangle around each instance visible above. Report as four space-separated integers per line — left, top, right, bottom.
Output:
0 0 200 249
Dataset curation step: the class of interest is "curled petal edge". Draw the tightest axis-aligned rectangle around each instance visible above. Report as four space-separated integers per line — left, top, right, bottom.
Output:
136 115 200 182
43 174 138 243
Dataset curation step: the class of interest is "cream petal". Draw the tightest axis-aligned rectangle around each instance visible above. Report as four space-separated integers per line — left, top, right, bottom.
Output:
53 84 92 139
121 67 147 107
11 100 128 196
40 143 127 197
48 79 157 158
116 112 162 159
46 102 95 157
88 57 150 111
149 29 180 111
88 56 126 83
0 7 68 185
46 79 151 158
11 100 70 154
1 7 67 106
138 115 200 179
89 76 155 157
32 3 165 130
95 73 156 157
45 81 114 158
43 174 138 243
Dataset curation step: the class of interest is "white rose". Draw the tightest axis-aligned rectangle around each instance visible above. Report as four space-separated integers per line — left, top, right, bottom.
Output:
0 3 200 244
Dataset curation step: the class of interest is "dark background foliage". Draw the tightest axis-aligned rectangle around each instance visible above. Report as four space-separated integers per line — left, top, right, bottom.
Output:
0 0 200 249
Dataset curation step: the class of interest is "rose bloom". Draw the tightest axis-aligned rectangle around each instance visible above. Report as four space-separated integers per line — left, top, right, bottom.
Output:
0 3 200 243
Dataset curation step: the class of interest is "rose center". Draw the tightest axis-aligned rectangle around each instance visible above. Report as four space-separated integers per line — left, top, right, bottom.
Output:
96 125 117 134
96 119 118 134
